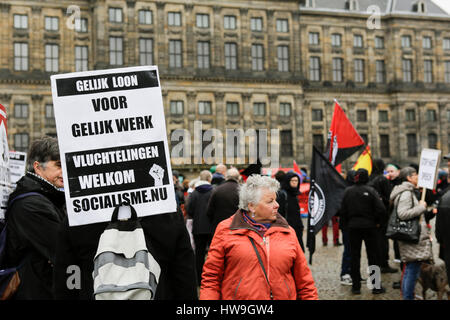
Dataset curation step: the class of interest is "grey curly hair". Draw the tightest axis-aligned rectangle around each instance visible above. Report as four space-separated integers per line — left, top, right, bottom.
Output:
238 175 280 211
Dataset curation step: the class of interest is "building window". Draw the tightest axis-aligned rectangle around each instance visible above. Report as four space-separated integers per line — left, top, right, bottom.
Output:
353 34 363 48
277 45 289 72
445 61 450 83
444 38 450 50
427 109 437 122
139 10 152 25
45 44 59 72
331 33 342 47
45 104 54 119
422 36 432 49
108 8 123 23
406 109 416 121
407 134 417 157
280 130 293 157
375 36 384 49
276 19 289 33
376 60 386 84
224 15 236 30
332 58 343 82
170 100 184 115
313 134 324 153
401 35 411 48
428 133 437 149
402 59 413 82
14 42 28 71
378 110 388 122
424 60 433 83
197 41 210 69
309 57 321 81
309 32 320 45
14 103 28 118
109 37 123 66
13 14 28 29
354 59 365 83
226 102 239 116
198 101 212 115
168 12 181 26
253 103 266 116
250 17 263 31
447 109 450 122
196 14 209 28
312 109 323 121
44 16 59 31
169 40 182 68
225 42 237 70
139 38 153 65
380 134 390 157
14 133 29 152
251 44 264 71
280 103 291 117
74 18 88 32
357 110 367 122
75 46 88 72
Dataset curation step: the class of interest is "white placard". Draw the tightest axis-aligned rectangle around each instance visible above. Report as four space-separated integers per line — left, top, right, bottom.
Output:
9 151 27 188
418 148 441 190
51 66 177 226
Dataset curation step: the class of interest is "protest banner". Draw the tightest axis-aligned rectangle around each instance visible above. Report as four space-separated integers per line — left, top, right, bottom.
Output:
51 66 177 226
9 151 27 188
418 148 441 200
0 104 11 221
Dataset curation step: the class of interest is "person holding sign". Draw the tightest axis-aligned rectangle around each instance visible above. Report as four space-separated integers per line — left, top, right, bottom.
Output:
3 136 66 299
390 167 432 300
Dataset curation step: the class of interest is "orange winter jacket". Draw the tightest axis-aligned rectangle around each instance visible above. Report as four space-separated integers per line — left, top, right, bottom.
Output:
200 210 318 300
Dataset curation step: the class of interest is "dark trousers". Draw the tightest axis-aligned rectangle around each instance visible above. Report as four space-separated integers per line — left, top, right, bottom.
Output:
193 233 212 285
341 229 351 276
376 225 390 267
349 227 380 290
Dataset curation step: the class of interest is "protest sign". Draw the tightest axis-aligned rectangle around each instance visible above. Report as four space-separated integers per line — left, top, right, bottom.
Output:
418 148 441 191
9 151 27 188
51 66 177 226
0 104 11 221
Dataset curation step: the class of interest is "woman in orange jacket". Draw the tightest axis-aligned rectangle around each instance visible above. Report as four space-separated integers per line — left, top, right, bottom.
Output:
200 175 318 300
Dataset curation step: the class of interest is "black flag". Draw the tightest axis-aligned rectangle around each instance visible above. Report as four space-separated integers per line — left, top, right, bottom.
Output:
307 146 348 264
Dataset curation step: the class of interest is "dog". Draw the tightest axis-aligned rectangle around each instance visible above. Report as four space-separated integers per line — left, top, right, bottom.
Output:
418 261 450 300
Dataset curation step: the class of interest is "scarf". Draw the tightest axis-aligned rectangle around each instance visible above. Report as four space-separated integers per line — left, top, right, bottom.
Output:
242 211 271 236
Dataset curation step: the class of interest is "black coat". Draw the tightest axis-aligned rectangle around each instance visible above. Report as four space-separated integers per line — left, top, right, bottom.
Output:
436 187 450 261
206 179 239 234
340 183 386 229
186 184 213 235
4 173 66 300
368 174 392 225
279 172 304 230
53 211 198 300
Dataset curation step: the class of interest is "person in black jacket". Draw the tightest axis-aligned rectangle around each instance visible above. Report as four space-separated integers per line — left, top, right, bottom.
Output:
368 159 397 274
206 168 240 234
278 171 304 252
4 136 66 300
340 168 386 295
53 207 198 300
186 170 214 285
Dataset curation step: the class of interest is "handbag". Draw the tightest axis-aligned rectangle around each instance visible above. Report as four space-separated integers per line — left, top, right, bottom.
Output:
385 191 421 244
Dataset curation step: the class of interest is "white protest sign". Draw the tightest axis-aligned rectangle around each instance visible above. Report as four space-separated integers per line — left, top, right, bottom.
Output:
0 104 11 221
51 66 177 226
418 148 441 190
9 151 27 188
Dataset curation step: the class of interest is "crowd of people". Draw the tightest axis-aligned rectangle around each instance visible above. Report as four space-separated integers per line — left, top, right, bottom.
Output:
1 134 450 301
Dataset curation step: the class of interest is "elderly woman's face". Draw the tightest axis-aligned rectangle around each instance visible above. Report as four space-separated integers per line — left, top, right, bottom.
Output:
386 166 399 179
249 188 279 223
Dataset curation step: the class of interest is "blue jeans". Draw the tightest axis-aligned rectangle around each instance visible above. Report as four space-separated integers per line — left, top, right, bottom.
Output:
402 262 421 300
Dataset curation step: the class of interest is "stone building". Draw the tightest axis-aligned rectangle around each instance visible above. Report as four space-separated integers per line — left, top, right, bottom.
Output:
0 0 449 173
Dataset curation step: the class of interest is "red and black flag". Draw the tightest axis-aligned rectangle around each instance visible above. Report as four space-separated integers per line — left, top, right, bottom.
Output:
307 146 348 264
324 100 365 166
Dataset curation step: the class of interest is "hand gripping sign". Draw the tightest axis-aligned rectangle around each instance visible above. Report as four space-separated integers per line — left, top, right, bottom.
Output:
51 66 177 226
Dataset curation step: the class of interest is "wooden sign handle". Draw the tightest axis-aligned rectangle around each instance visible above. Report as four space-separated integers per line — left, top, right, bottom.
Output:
421 188 427 202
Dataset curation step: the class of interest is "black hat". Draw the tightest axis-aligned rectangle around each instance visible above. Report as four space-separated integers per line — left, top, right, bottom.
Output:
444 153 450 160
